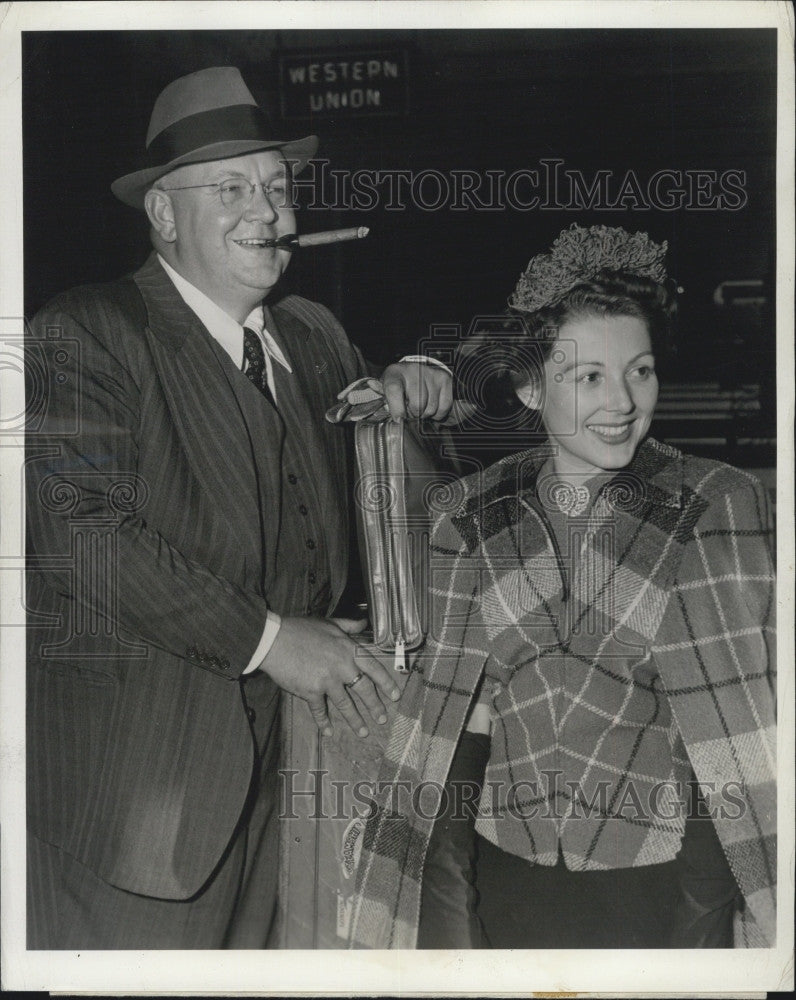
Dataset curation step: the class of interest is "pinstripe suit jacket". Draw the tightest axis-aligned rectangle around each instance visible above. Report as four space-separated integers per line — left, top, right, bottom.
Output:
350 439 776 948
26 253 365 899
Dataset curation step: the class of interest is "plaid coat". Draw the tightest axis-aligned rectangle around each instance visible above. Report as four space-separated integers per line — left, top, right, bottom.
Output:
349 438 776 948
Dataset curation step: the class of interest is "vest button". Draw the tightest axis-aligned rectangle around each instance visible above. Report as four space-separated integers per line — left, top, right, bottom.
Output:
246 706 257 724
308 572 317 584
287 473 298 485
299 504 308 515
306 538 315 550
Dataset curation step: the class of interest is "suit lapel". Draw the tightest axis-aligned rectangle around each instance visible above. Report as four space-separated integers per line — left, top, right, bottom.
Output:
133 255 277 559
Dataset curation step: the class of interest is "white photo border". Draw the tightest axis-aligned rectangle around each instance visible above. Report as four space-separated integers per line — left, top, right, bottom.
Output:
1 1 793 994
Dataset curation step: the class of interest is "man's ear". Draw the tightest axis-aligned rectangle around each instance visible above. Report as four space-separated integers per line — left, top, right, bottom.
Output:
145 188 177 243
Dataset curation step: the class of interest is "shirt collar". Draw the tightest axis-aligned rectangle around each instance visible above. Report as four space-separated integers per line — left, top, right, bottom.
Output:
241 305 292 375
157 254 291 374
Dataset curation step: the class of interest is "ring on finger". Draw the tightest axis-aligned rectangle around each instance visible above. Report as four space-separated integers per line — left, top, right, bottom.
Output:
344 672 365 690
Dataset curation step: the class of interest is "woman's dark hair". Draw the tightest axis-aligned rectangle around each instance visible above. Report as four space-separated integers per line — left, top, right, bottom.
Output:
460 269 676 419
517 268 676 361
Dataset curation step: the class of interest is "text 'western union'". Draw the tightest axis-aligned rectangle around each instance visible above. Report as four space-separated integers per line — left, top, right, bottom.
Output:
287 60 400 85
282 57 403 115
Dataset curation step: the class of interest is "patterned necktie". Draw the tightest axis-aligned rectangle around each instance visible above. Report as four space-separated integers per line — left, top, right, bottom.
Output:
243 326 275 405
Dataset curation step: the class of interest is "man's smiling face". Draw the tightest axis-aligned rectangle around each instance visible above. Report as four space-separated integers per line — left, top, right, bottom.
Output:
160 150 295 321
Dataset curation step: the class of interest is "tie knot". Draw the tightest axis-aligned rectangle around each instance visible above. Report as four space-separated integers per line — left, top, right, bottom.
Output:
243 326 265 365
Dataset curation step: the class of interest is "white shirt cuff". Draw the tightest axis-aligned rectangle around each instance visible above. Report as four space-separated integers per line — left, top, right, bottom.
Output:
398 355 453 375
243 611 282 674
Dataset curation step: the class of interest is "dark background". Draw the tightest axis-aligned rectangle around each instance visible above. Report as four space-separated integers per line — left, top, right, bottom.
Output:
22 28 777 464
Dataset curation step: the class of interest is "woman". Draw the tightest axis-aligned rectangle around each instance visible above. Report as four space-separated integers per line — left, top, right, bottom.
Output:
349 224 776 949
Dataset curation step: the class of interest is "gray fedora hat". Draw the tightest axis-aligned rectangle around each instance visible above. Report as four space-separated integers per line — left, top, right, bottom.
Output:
111 66 318 209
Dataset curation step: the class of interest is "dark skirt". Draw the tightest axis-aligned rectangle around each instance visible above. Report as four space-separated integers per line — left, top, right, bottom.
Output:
475 837 680 949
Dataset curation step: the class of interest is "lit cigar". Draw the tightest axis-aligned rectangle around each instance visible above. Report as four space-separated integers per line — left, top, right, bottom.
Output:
271 227 370 251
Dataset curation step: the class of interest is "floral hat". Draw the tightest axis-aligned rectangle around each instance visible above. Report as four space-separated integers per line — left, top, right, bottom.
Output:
509 223 669 314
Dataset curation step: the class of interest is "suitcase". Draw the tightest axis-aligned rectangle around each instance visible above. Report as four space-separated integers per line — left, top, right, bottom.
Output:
277 416 449 948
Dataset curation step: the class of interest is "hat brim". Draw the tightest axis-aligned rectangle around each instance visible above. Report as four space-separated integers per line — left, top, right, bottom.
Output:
111 134 318 209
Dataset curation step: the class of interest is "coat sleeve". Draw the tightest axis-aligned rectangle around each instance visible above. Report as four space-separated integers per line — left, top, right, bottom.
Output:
652 474 776 946
26 299 269 678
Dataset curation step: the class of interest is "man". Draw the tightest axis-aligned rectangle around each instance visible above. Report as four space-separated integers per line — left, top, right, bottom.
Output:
25 66 452 949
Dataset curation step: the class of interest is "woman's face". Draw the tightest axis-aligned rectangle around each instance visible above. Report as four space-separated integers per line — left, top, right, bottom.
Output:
532 311 659 478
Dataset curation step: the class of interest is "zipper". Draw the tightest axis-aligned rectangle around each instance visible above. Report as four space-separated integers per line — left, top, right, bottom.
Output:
387 423 411 672
388 525 408 672
394 637 406 673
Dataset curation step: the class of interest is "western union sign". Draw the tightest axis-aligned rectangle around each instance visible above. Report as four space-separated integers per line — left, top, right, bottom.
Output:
279 50 408 119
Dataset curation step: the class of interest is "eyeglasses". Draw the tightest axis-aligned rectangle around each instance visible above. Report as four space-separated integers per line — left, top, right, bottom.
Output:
159 178 292 209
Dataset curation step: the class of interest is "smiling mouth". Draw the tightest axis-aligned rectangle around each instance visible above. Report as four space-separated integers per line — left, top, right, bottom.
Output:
233 238 276 249
586 421 634 442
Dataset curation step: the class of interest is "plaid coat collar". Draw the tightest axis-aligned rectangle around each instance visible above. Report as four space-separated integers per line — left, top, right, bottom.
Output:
475 435 686 510
447 437 690 616
349 439 775 949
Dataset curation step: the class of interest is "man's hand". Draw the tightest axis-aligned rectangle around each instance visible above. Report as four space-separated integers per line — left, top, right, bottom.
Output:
259 616 402 737
382 360 453 421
